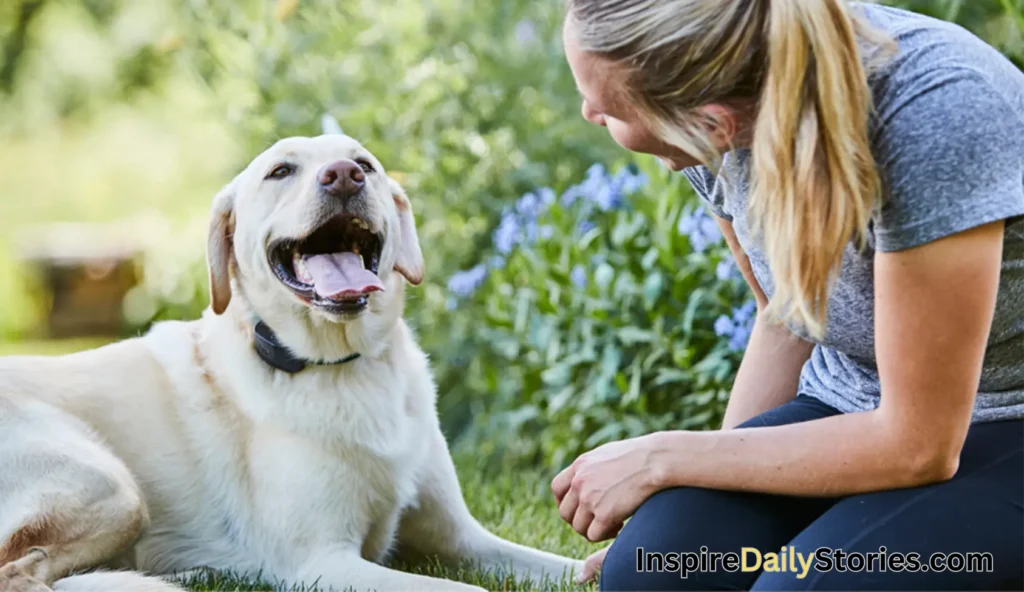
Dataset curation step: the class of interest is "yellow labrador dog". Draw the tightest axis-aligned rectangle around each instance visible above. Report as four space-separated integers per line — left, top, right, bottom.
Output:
0 134 583 592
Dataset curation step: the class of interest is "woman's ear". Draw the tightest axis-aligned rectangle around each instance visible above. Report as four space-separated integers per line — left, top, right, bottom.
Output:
207 177 239 315
388 177 424 286
696 102 747 149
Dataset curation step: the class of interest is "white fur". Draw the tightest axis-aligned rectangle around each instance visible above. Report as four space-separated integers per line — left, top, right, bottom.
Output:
0 135 583 592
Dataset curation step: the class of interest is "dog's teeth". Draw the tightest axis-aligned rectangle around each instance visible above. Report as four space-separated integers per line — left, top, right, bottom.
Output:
292 251 314 284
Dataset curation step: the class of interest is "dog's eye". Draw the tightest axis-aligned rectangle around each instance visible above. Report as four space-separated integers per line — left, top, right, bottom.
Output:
266 164 296 180
355 159 375 174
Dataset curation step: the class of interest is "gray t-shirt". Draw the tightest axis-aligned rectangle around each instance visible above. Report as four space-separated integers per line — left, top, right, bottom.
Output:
682 3 1024 423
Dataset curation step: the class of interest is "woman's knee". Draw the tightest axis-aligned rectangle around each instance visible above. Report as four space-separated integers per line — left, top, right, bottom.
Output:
599 488 744 591
598 484 818 591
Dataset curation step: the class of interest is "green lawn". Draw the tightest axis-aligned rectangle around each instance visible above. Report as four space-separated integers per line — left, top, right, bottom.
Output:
0 338 602 591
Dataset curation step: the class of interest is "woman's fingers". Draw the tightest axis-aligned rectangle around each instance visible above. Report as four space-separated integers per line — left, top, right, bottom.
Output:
558 485 580 524
586 518 622 542
572 507 594 537
551 464 575 504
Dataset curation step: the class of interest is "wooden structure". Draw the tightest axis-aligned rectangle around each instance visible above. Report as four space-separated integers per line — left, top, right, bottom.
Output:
16 220 156 338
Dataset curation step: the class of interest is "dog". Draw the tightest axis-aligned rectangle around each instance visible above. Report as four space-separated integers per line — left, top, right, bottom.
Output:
0 134 584 591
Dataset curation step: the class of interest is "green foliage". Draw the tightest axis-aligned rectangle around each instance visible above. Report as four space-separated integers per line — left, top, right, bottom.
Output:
113 0 1024 473
444 157 755 470
0 0 183 128
1 0 1020 474
169 0 626 450
0 2 1019 588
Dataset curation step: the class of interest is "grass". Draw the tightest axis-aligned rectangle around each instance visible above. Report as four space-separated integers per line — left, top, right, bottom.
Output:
0 338 603 591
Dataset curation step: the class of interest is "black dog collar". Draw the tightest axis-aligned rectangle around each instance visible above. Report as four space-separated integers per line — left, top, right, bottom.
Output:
253 320 360 373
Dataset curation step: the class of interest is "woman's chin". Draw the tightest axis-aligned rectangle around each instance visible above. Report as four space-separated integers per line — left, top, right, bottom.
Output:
658 156 688 171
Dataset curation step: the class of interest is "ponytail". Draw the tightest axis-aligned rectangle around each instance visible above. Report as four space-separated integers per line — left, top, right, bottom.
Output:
567 0 894 339
749 0 885 339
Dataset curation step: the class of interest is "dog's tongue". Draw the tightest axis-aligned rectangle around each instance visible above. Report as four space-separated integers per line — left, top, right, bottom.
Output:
303 253 384 300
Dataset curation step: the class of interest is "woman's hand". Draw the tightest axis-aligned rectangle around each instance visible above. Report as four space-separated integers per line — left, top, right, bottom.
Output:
551 433 666 542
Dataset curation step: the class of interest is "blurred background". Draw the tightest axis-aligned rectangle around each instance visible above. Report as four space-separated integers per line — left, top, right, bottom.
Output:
1 0 1021 474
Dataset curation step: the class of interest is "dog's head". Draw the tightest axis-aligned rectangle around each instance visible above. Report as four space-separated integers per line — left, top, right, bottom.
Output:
205 134 424 354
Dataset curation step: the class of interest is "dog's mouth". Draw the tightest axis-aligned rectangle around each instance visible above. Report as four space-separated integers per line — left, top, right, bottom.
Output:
268 214 384 315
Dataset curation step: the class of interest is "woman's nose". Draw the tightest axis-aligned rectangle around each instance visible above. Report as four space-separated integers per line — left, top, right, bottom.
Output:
581 101 607 127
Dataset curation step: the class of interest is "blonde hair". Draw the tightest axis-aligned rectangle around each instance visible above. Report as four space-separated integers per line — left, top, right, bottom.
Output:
566 0 894 339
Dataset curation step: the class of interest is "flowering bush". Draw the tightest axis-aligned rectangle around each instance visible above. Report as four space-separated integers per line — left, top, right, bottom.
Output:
110 0 1019 475
443 155 756 470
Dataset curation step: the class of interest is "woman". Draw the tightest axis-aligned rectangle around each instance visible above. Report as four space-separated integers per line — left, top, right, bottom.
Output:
553 0 1024 590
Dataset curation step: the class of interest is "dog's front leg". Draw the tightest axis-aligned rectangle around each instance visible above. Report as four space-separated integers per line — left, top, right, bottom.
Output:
396 428 584 588
291 547 485 592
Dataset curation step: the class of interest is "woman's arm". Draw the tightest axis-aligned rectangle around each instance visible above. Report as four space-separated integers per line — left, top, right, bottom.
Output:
714 216 815 429
553 221 1003 542
649 220 1003 496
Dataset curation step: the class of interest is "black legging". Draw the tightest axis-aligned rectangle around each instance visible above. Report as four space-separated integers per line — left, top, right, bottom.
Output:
598 395 1024 590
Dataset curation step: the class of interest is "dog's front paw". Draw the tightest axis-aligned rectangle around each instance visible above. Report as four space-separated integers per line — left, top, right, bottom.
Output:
574 548 607 585
569 558 590 584
0 550 52 592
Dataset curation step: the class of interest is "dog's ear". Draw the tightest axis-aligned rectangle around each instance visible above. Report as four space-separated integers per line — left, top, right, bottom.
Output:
206 176 238 315
388 177 424 286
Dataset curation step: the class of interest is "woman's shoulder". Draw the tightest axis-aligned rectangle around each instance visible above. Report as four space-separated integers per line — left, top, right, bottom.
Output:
848 6 1024 252
860 3 1024 130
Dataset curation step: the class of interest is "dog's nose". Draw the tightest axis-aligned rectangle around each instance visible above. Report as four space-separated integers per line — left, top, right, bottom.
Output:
318 159 365 199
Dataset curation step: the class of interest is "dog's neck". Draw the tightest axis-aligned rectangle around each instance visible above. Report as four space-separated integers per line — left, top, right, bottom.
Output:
251 318 361 373
214 278 406 371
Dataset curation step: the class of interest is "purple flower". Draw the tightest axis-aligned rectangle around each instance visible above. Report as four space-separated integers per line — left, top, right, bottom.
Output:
699 214 720 239
714 315 735 337
448 264 487 298
577 219 597 235
493 211 520 254
494 188 556 254
514 19 537 46
716 260 734 281
591 183 621 211
678 214 697 235
612 165 648 195
561 185 583 208
714 299 756 351
728 325 752 351
516 192 542 218
524 220 539 242
732 300 756 325
561 163 626 210
570 264 587 288
677 209 723 252
716 259 744 282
